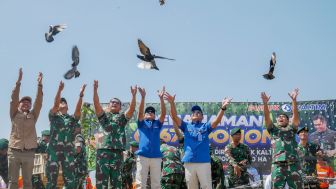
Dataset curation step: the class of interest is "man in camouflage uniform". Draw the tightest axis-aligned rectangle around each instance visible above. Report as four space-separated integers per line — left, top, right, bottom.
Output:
32 130 50 189
160 141 185 189
93 80 137 189
122 141 138 189
297 126 323 189
261 89 303 189
309 114 336 171
74 133 88 189
46 82 86 189
225 128 251 188
0 138 9 186
210 145 226 189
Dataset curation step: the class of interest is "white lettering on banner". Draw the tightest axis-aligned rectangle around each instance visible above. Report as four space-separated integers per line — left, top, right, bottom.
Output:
166 115 264 127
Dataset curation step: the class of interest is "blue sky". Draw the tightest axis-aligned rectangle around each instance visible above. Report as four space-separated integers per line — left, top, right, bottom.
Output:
0 0 335 139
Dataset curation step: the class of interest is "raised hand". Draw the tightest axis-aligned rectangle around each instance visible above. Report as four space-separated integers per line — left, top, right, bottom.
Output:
37 72 43 85
221 97 232 109
138 87 146 98
17 68 23 82
130 85 138 96
288 88 299 101
261 92 271 104
80 84 87 97
93 80 99 91
59 81 64 91
164 92 176 103
157 86 165 99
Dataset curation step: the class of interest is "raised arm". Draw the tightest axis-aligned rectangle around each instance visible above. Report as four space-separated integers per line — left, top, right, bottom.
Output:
137 87 146 122
51 81 64 114
288 88 300 128
211 97 232 128
158 86 166 123
93 80 103 117
173 121 184 141
32 72 43 120
164 92 181 127
10 68 22 118
261 92 272 130
125 85 137 119
74 84 86 119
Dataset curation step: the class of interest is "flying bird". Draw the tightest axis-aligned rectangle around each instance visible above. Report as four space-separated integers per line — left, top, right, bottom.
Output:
159 0 165 5
45 24 67 42
263 52 276 80
137 39 175 70
64 46 80 80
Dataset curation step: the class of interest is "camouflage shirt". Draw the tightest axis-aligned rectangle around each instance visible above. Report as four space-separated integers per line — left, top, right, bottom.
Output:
267 123 298 163
75 145 88 178
297 143 320 176
160 143 184 176
225 143 252 170
96 112 129 150
48 111 80 153
122 150 137 184
36 139 48 153
211 154 225 189
309 128 336 151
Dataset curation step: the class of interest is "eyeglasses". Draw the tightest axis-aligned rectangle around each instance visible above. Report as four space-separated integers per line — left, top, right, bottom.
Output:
110 101 121 105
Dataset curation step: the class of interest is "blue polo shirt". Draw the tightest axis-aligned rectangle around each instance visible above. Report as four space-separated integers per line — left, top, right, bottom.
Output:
180 121 212 163
136 119 163 158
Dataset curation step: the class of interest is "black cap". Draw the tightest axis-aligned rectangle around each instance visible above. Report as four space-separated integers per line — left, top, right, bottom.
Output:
60 97 67 104
297 126 309 134
145 106 156 114
191 105 203 113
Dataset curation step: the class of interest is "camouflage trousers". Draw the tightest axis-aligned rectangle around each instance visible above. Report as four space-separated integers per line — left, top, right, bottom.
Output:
96 149 123 189
32 174 45 189
122 174 133 189
271 162 303 189
161 173 186 189
227 169 249 188
46 150 77 189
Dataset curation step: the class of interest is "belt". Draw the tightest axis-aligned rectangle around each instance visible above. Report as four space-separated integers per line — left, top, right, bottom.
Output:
10 148 36 152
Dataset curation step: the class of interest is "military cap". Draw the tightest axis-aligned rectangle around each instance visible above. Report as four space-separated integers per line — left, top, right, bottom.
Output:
129 141 139 148
0 138 9 150
297 126 309 134
41 130 50 136
230 127 241 136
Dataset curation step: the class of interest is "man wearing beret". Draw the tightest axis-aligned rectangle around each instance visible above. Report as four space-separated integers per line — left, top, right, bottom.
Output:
297 126 323 189
165 92 232 189
0 138 9 186
225 128 252 188
135 87 166 189
261 88 303 189
122 141 139 189
8 68 43 189
32 130 50 189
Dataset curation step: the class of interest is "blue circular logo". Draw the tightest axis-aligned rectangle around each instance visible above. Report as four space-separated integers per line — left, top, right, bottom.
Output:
281 104 292 112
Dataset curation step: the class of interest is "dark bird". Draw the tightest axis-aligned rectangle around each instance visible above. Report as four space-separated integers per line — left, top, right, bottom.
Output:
45 24 67 42
64 46 80 79
137 39 175 70
159 0 165 5
263 52 276 80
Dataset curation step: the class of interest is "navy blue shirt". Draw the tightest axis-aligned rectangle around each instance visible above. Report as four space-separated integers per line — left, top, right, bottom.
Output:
136 119 163 158
180 121 212 163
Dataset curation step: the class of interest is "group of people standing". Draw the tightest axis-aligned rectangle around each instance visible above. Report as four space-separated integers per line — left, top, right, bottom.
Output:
0 68 334 189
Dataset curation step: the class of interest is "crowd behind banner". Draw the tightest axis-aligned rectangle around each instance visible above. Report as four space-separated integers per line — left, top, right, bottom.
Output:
82 100 336 175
